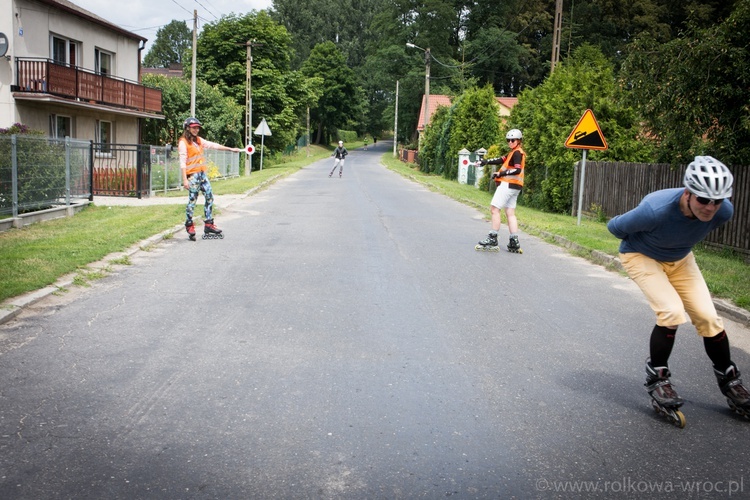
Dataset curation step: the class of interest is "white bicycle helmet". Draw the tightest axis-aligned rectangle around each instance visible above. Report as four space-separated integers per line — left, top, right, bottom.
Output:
684 155 733 199
506 129 522 140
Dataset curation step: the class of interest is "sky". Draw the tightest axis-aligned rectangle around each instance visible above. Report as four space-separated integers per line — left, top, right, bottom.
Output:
72 0 274 54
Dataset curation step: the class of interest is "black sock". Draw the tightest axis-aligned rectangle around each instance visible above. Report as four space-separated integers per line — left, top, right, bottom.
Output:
704 331 731 371
649 325 676 367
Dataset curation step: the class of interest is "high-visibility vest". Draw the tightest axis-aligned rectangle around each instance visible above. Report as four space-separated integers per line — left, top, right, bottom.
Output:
497 147 525 187
181 137 207 175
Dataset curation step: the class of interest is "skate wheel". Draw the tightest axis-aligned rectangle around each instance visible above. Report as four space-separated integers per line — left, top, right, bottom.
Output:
672 409 686 428
651 400 686 428
727 398 750 419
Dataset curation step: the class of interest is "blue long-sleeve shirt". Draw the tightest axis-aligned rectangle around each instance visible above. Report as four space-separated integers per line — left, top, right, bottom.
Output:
607 188 733 262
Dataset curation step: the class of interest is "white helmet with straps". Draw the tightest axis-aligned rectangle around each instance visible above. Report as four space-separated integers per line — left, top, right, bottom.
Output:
684 155 733 199
506 129 522 140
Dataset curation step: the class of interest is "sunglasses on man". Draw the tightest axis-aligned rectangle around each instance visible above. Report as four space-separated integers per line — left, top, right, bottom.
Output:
693 195 724 206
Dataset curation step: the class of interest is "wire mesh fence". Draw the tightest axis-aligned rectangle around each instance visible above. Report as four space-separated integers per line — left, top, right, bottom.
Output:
0 135 92 218
149 146 241 194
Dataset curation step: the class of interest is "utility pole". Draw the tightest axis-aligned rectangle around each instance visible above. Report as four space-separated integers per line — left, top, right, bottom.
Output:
244 40 253 176
393 80 399 157
306 106 310 157
424 48 430 132
551 0 563 73
240 39 262 175
405 43 430 140
190 10 197 116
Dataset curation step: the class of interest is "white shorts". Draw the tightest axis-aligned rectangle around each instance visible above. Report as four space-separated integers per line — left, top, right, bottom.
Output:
490 182 521 209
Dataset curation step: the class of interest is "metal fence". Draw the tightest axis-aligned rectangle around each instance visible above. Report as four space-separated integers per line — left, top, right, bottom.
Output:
0 135 242 222
149 146 240 194
92 143 151 198
573 161 750 255
0 135 92 219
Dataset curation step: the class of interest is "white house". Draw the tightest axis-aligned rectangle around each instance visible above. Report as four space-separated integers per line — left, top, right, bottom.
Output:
0 0 163 145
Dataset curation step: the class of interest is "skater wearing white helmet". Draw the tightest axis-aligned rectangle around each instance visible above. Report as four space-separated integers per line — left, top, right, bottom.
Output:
329 140 348 178
475 128 526 253
608 155 748 426
179 117 243 240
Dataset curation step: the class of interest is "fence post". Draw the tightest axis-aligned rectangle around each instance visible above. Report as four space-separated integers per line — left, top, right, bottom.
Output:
136 146 143 199
11 134 18 219
571 160 579 217
65 136 71 206
89 141 94 201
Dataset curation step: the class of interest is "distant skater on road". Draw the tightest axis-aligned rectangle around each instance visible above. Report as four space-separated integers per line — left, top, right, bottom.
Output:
179 117 243 240
329 141 348 178
475 128 526 253
607 156 750 425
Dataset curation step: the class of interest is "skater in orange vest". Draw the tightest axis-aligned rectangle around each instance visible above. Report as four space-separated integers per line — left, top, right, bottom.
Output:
179 117 242 240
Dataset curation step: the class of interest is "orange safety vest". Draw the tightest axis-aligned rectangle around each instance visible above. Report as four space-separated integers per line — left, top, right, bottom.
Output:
180 137 207 175
496 147 525 187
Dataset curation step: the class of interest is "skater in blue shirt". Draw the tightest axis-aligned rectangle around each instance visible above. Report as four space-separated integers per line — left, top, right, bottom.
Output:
608 156 749 425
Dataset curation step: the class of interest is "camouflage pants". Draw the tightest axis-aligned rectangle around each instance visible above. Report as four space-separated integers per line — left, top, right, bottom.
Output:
185 171 214 223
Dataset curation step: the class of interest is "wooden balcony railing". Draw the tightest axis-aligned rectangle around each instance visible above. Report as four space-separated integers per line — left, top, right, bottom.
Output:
14 58 162 114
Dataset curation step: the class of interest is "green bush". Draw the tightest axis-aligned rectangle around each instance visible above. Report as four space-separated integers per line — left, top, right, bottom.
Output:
0 124 67 213
336 130 358 143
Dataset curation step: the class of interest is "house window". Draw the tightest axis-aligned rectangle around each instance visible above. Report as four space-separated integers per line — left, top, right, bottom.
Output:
50 114 73 139
51 35 79 66
96 120 114 155
95 48 113 76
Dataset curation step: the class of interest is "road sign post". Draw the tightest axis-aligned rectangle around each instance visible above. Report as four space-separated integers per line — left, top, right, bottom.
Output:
254 118 272 171
564 109 608 225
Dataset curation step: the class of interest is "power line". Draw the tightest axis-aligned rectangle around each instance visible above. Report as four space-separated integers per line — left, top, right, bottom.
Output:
194 0 220 20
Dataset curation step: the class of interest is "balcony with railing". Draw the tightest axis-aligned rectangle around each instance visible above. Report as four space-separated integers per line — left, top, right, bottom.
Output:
13 58 162 115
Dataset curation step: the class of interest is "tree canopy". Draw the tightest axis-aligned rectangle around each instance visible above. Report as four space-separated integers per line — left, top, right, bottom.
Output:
143 20 192 68
140 0 747 184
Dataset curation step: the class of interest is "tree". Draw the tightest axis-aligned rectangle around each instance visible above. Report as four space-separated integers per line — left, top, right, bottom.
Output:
271 0 388 69
301 41 361 144
446 86 504 179
418 85 504 177
140 74 244 149
621 0 750 164
464 26 530 97
143 20 191 68
511 44 653 213
193 11 319 155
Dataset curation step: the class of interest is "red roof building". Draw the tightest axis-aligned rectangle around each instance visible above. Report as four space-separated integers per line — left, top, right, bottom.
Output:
416 95 518 132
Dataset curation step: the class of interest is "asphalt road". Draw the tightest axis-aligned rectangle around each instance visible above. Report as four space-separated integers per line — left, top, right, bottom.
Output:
2 141 749 499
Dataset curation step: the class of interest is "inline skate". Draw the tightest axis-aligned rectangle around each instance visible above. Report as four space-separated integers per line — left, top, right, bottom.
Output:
202 219 224 240
475 232 499 252
185 221 196 241
715 363 750 419
507 235 523 254
646 359 686 428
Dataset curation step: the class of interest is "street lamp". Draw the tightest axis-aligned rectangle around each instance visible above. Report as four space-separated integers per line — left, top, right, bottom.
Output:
406 43 430 132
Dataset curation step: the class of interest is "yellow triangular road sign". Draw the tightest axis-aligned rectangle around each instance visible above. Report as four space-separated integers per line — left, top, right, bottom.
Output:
565 109 608 150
